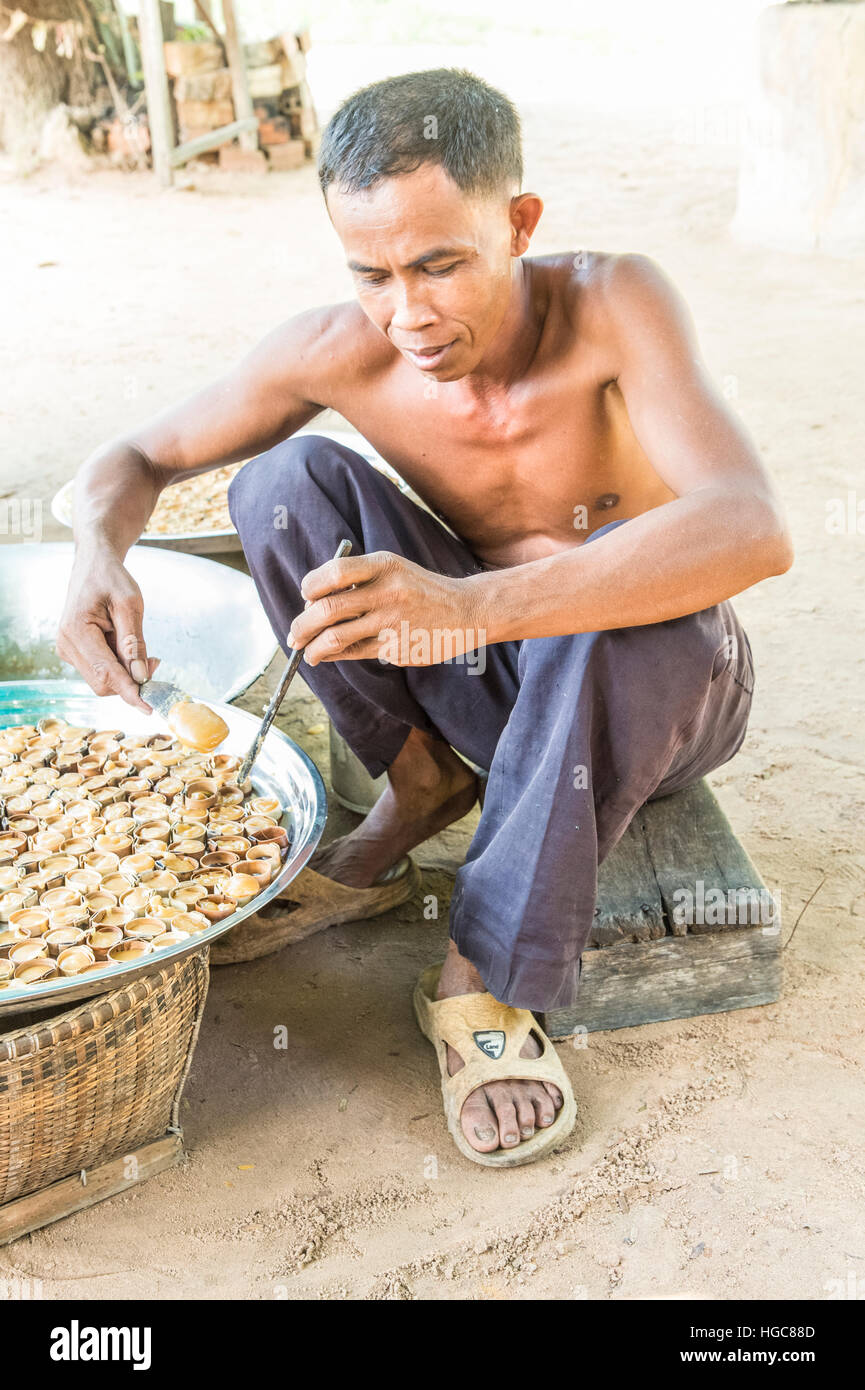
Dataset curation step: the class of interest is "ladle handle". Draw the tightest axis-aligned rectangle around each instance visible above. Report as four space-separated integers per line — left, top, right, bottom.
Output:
237 539 353 785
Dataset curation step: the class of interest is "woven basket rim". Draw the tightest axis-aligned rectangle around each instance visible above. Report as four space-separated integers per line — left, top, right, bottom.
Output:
0 948 207 1064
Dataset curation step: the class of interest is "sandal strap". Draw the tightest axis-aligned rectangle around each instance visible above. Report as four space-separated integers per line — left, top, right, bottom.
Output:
424 991 538 1068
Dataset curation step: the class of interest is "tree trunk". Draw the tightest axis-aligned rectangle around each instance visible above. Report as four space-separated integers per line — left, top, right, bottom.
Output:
0 0 112 166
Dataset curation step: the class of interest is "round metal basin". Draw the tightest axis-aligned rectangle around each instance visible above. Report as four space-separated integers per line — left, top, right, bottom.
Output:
0 681 327 1017
0 543 277 702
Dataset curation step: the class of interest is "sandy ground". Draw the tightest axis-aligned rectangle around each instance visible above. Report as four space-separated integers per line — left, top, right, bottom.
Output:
1 41 864 1300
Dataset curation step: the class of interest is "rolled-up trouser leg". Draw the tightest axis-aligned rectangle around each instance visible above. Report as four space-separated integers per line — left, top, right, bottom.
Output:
449 522 755 1012
227 433 522 778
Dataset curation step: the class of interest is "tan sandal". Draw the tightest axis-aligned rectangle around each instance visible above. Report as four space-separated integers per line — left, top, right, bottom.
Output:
210 856 421 965
413 962 578 1168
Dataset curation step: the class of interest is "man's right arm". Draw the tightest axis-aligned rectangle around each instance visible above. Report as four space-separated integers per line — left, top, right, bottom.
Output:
58 307 334 709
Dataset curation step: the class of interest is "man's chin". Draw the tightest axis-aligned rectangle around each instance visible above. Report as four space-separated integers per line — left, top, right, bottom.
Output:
404 344 475 383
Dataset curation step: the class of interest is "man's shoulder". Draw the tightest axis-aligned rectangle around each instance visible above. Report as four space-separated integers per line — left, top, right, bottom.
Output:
532 250 670 311
533 251 689 362
275 300 393 372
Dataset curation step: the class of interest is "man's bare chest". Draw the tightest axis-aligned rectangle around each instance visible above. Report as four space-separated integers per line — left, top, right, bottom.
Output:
339 374 670 560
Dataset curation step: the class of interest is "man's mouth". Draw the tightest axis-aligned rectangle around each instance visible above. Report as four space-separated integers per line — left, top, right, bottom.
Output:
401 340 456 370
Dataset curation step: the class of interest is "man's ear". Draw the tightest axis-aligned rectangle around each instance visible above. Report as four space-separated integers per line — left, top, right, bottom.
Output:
510 192 544 255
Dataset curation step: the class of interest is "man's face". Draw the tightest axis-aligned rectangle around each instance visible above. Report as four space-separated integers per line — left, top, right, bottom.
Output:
326 163 521 382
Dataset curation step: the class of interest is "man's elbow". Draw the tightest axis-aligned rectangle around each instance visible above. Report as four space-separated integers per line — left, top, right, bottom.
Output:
753 501 794 578
770 527 795 577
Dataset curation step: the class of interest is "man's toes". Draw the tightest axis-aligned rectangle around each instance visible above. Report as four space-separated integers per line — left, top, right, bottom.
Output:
532 1085 557 1128
543 1080 564 1109
458 1079 564 1154
490 1096 520 1148
460 1088 500 1153
514 1093 536 1141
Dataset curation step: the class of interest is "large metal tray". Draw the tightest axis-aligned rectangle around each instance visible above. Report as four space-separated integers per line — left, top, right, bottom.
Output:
0 681 327 1018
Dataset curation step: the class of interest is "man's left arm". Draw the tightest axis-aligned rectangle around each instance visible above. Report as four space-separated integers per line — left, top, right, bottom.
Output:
475 253 794 642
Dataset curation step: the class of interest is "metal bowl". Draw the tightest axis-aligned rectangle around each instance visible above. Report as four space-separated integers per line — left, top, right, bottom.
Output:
50 430 409 554
0 681 327 1017
0 543 276 703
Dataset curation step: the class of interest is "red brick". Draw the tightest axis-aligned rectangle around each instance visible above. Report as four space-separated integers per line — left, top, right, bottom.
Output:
266 141 306 171
243 38 284 67
218 145 269 173
163 41 223 78
174 68 233 103
175 99 235 131
258 116 290 145
107 116 150 156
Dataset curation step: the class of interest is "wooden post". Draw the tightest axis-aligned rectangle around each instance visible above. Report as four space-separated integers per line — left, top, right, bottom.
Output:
138 0 175 186
220 0 258 153
114 2 141 88
159 1 177 41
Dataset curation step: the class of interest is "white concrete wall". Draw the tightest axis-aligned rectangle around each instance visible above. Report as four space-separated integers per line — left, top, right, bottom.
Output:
732 1 865 254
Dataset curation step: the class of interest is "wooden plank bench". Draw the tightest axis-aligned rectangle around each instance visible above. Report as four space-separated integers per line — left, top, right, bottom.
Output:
539 779 781 1037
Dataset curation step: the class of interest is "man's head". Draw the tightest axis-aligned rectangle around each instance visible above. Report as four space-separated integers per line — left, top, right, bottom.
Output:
319 69 542 381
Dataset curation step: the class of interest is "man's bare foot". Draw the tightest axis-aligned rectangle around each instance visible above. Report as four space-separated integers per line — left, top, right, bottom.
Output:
437 939 564 1154
313 728 478 889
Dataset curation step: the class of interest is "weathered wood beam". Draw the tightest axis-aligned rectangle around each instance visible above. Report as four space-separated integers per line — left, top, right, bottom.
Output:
542 927 781 1037
0 1133 184 1245
641 779 776 932
170 116 258 166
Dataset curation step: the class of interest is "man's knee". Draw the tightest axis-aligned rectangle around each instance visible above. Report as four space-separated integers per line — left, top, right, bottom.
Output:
517 606 733 691
227 433 365 532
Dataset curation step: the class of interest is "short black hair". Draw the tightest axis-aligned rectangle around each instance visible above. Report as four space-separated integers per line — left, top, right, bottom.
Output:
318 68 523 200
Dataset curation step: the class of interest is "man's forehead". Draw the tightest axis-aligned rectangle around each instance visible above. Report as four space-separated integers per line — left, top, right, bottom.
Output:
327 166 501 264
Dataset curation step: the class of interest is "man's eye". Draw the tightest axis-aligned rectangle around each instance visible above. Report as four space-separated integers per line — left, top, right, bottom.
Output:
426 264 457 277
360 275 387 286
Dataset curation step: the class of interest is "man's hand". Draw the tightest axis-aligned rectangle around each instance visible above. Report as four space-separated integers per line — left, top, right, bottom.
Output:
290 551 486 666
57 552 159 710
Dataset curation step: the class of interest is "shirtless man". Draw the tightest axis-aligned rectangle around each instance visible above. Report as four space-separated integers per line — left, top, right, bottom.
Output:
58 69 792 1167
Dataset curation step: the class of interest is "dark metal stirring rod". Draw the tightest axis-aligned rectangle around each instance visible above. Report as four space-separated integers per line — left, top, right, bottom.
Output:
236 538 352 786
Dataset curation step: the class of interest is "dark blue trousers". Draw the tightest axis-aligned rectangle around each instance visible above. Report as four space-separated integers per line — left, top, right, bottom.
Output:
228 434 754 1011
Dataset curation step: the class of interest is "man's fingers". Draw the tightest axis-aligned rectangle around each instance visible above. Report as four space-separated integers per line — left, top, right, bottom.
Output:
302 616 380 666
73 623 151 710
289 588 371 649
300 551 391 602
122 633 148 684
326 637 383 663
112 598 152 686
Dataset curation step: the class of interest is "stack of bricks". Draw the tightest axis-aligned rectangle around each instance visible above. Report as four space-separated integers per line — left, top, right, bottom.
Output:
164 40 234 149
162 26 318 172
245 28 318 171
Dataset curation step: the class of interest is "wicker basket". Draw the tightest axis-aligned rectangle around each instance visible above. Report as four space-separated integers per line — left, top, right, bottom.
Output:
0 949 208 1207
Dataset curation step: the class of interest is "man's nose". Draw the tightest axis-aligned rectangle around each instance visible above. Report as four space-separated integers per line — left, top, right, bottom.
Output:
389 281 437 333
